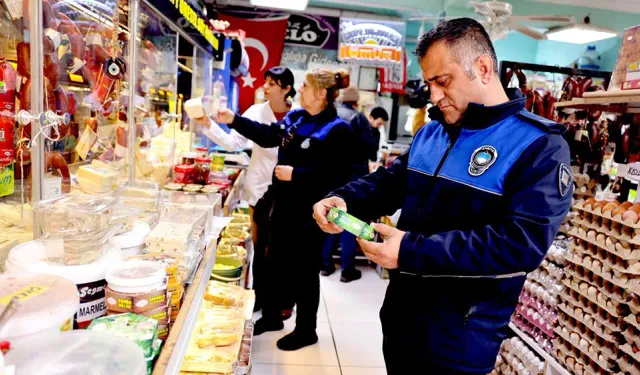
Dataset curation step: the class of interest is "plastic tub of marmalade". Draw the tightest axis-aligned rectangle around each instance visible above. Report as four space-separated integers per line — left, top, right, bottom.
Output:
105 260 168 313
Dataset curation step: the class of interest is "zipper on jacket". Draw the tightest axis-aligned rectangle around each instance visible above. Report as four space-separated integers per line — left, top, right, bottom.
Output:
433 128 461 177
463 305 477 325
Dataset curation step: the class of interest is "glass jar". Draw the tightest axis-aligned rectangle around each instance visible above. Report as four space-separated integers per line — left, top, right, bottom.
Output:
174 164 195 184
194 157 211 185
196 147 209 158
181 151 198 165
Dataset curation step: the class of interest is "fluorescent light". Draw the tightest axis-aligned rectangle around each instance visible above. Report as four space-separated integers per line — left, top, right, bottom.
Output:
250 0 309 11
546 24 618 44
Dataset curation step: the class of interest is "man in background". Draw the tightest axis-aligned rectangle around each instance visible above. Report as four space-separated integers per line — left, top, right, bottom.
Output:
320 86 376 282
368 107 389 162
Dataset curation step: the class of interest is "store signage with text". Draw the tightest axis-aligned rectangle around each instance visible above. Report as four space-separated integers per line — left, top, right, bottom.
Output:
155 0 221 55
338 18 406 67
285 14 339 50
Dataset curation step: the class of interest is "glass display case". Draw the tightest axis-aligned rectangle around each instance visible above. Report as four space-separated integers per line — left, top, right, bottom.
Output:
0 0 225 240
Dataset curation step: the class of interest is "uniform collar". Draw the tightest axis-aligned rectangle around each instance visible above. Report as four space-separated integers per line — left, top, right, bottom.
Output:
304 106 338 123
428 88 525 130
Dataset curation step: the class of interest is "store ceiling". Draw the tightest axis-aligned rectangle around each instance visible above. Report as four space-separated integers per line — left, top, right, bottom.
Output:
530 0 640 14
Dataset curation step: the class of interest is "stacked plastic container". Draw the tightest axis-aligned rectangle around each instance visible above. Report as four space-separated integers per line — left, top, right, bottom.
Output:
32 194 120 265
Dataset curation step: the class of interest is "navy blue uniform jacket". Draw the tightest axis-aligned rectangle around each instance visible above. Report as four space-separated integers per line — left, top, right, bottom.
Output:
329 91 573 372
231 107 355 220
337 103 377 178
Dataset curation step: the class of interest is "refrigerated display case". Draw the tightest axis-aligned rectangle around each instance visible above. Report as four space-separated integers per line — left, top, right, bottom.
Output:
0 0 230 240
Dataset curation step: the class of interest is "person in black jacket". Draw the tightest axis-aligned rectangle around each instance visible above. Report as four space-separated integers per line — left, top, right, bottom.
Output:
321 86 376 282
368 107 389 162
215 68 355 351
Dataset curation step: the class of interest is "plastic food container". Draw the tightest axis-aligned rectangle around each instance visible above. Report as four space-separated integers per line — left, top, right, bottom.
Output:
126 253 179 283
0 274 79 346
195 317 243 348
33 194 116 235
88 313 159 358
3 330 147 375
174 164 195 184
39 224 122 266
5 240 122 329
115 180 161 214
181 151 198 165
204 281 245 308
211 154 225 172
105 260 168 313
111 222 152 258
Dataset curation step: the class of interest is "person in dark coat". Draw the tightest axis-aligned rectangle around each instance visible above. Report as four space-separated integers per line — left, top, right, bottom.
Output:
320 86 377 282
215 68 356 351
313 18 572 374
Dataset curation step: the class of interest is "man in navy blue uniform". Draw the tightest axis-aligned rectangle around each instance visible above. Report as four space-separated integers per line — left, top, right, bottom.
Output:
313 18 573 374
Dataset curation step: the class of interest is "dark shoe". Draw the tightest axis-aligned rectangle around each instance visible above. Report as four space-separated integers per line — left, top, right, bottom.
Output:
280 309 293 321
340 269 362 283
254 317 284 336
320 266 336 277
276 330 318 351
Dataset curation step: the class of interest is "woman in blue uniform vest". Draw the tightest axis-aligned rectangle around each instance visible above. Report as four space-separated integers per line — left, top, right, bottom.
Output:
215 68 356 351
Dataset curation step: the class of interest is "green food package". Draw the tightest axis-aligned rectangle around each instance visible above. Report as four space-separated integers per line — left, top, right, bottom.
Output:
327 208 376 241
88 313 159 358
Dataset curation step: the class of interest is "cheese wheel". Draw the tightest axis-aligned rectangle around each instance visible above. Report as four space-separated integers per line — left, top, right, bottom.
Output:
587 286 597 298
621 201 634 209
587 230 597 240
629 205 640 214
592 201 607 211
596 233 606 243
613 206 628 217
623 210 639 224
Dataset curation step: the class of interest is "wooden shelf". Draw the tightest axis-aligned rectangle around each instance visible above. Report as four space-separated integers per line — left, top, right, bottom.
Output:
555 96 640 113
509 323 572 375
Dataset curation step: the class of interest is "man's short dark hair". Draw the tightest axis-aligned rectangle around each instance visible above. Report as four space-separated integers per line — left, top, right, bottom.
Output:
370 107 389 121
414 18 498 78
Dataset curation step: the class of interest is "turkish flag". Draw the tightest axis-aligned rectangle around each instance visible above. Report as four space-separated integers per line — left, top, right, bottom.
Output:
219 14 289 114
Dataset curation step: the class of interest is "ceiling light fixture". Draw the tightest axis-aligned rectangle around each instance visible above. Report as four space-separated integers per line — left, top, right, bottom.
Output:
545 16 618 44
250 0 309 11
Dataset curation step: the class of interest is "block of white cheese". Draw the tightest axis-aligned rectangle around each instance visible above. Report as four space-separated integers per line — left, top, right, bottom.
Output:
77 165 118 193
146 222 194 254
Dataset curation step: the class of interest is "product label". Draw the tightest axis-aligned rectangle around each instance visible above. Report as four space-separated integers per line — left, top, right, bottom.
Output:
76 126 98 160
43 174 62 200
0 285 50 305
149 294 166 304
0 164 14 198
74 279 108 329
150 311 168 321
117 298 133 310
327 208 376 241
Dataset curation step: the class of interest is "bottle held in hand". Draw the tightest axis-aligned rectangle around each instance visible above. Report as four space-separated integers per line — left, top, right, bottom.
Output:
327 208 376 241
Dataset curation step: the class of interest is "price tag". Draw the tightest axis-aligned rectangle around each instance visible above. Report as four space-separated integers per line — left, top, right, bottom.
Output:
624 162 640 182
0 164 14 197
76 127 98 160
43 174 62 200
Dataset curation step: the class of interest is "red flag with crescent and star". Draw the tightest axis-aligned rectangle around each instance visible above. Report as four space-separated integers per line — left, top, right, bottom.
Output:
218 14 289 114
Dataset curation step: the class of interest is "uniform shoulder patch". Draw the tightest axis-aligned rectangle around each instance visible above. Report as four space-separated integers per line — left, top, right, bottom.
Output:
517 110 566 135
559 163 573 198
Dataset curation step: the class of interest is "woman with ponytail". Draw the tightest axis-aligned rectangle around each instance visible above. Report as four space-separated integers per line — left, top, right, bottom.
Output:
215 68 356 351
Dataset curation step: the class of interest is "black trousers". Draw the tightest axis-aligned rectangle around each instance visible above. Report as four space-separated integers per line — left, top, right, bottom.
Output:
383 336 486 375
261 207 326 333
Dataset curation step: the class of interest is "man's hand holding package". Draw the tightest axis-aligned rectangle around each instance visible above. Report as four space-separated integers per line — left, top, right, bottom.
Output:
357 223 404 269
313 197 347 234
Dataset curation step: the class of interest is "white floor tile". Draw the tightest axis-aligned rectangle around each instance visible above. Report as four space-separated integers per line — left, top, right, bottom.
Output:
251 364 342 375
323 291 385 324
341 367 388 375
331 323 386 368
253 297 328 324
320 266 388 296
252 321 339 366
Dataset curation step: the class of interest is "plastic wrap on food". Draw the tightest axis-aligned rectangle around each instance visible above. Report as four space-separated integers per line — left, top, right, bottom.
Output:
33 194 116 235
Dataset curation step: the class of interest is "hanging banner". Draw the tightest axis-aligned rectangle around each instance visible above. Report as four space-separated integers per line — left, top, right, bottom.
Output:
146 0 222 55
379 51 407 94
218 14 289 114
286 14 339 50
338 18 406 67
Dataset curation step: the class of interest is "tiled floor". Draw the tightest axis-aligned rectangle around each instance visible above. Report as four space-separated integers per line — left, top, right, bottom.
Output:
252 265 389 375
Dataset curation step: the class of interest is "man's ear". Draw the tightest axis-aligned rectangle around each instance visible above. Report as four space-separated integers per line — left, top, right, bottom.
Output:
476 54 494 85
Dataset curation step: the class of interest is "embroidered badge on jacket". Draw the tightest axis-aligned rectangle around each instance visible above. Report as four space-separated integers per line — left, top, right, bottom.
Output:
469 146 498 177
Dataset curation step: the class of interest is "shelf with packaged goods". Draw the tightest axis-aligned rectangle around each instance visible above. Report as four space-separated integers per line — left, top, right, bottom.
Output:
153 237 217 375
555 95 640 114
509 323 572 375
